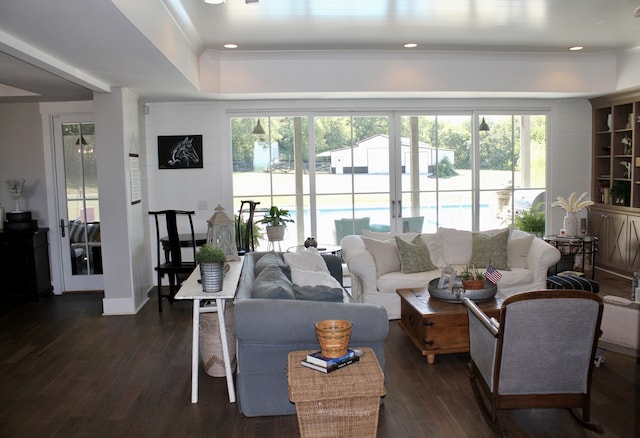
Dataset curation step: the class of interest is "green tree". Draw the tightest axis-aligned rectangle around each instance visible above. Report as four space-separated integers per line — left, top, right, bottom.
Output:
436 156 459 178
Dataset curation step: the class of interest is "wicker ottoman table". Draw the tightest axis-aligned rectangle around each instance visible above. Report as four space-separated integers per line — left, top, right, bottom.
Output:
287 347 385 438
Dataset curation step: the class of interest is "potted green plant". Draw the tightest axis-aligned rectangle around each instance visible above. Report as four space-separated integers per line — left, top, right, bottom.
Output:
257 206 294 242
609 181 630 206
235 214 263 251
460 265 485 290
514 203 546 237
196 244 227 292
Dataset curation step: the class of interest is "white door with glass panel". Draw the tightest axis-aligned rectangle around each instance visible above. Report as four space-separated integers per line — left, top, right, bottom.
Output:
53 115 104 291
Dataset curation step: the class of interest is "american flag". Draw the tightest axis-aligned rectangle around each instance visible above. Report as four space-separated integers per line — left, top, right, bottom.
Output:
484 264 502 284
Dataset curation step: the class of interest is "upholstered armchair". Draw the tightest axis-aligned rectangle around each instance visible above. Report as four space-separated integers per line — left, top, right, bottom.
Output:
463 290 604 435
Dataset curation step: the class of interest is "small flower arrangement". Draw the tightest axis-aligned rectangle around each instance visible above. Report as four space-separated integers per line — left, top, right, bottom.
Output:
460 265 484 281
460 265 485 290
551 192 594 213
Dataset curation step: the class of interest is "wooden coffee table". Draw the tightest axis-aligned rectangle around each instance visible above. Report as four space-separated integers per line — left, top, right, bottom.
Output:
397 288 503 364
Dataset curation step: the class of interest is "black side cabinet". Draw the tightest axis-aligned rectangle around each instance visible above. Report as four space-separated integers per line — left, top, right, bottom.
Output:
0 228 53 299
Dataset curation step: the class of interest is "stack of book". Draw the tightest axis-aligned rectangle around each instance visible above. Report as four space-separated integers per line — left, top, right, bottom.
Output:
300 349 363 373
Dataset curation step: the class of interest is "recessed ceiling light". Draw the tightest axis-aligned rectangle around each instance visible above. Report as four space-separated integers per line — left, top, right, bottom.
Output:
404 43 418 48
224 43 238 49
204 0 225 4
569 46 584 51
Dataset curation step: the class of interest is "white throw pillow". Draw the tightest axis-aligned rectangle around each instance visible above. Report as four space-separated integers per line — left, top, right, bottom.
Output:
283 247 329 273
507 234 534 269
361 236 401 275
362 229 419 241
420 233 446 267
290 267 343 289
438 227 472 265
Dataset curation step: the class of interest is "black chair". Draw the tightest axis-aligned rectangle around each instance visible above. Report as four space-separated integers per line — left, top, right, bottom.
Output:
237 200 260 253
149 210 197 312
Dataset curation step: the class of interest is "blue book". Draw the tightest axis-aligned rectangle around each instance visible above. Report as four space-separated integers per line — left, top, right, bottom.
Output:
306 349 363 368
300 356 359 373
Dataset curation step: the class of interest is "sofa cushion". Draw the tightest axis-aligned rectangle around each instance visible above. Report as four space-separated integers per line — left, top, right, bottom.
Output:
284 248 329 274
470 228 510 270
292 285 345 302
362 236 400 275
438 227 472 265
507 234 534 269
252 265 295 300
255 252 288 277
362 229 419 241
290 267 343 288
395 235 437 273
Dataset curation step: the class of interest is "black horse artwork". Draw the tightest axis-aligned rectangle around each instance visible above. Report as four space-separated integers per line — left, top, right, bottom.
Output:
158 135 203 169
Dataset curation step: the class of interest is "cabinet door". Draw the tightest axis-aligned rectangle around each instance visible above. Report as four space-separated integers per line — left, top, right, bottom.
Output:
589 210 607 267
627 214 640 272
605 212 628 268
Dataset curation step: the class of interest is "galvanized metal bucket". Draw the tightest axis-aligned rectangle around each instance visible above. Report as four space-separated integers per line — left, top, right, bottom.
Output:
200 262 224 292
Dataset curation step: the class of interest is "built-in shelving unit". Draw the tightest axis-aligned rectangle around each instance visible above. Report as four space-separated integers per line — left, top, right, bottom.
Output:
591 94 639 208
590 90 640 277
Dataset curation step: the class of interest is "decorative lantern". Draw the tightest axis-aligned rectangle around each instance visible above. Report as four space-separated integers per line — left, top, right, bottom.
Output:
207 204 240 261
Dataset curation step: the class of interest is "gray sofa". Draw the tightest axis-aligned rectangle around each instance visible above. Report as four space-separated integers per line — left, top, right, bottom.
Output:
234 251 389 417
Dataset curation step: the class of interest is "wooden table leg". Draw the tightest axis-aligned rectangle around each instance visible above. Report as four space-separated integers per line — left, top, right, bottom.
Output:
427 354 435 364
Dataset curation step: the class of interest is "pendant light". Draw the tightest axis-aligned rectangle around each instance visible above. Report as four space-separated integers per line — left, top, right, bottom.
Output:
252 119 266 135
479 117 490 132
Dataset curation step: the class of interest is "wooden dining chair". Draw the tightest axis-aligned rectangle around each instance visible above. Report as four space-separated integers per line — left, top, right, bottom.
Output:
149 210 197 312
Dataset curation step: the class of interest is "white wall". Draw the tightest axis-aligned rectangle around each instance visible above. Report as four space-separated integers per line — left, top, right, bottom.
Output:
547 99 593 229
0 103 48 224
201 50 617 98
144 101 232 276
616 47 640 92
145 101 227 226
95 88 150 315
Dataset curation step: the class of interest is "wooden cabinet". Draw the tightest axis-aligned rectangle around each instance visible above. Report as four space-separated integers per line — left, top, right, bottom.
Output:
588 207 640 276
0 228 53 299
397 289 502 364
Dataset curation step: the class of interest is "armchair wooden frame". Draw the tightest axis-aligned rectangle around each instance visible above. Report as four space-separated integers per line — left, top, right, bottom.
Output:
463 290 604 436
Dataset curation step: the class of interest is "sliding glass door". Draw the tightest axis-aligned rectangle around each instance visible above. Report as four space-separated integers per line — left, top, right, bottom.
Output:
231 110 547 249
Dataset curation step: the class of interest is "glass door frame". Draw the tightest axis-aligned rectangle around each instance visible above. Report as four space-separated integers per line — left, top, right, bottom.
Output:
52 113 104 292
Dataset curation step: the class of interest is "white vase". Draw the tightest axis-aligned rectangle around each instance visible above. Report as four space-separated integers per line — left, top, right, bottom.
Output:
563 212 578 237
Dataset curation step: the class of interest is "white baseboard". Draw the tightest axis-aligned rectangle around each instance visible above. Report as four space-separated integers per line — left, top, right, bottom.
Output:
102 297 137 315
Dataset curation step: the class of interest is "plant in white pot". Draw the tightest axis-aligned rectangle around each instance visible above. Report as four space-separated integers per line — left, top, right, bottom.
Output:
257 206 294 242
196 244 227 292
551 192 594 237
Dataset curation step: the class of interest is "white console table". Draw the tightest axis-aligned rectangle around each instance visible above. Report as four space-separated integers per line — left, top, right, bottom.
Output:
174 257 244 404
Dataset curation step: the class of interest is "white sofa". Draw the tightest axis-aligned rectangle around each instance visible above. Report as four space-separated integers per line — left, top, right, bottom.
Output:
341 227 561 319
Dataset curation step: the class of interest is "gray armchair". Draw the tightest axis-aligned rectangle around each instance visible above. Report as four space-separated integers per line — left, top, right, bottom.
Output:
463 290 604 435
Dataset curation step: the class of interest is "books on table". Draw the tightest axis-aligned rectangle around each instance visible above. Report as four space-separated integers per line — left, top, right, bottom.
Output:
300 355 359 373
300 348 364 373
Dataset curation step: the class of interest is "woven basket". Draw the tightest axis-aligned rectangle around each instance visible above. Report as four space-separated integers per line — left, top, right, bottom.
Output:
199 302 236 377
315 319 352 358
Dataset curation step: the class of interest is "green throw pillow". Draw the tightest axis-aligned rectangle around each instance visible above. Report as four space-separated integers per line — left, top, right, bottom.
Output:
395 235 436 273
470 228 510 270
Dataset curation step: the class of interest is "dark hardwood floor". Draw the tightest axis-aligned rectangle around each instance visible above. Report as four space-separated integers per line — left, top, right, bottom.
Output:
0 271 638 437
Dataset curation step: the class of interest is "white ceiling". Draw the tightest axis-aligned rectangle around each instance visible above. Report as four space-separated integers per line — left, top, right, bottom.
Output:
1 0 639 103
